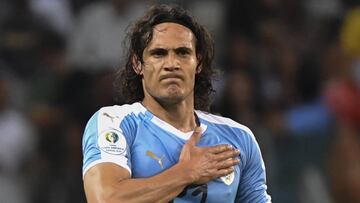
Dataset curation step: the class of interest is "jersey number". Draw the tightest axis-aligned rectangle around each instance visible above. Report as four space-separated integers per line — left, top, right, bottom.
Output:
169 184 208 203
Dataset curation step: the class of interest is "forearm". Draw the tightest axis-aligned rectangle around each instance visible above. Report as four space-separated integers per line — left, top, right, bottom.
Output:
98 163 192 203
85 136 240 203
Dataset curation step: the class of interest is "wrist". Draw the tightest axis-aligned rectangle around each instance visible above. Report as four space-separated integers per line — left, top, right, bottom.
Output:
173 162 196 185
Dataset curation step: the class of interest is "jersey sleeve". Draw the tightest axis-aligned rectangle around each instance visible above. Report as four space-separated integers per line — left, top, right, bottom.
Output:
82 107 132 177
236 130 271 203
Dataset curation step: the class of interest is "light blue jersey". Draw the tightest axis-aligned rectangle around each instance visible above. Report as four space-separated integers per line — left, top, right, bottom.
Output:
82 102 271 203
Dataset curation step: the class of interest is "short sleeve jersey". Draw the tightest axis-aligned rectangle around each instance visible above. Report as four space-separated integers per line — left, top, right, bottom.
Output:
82 102 271 203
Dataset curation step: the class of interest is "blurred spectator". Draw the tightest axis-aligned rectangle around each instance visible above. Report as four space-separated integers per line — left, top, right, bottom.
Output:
328 124 360 203
226 34 255 70
28 70 94 202
66 0 147 69
188 0 225 37
0 0 48 78
285 60 332 136
325 7 360 127
29 0 74 36
28 30 68 107
69 0 100 16
1 0 359 202
304 0 343 20
0 75 36 203
56 70 96 122
325 6 360 202
93 69 117 107
0 1 11 25
218 70 257 128
188 0 226 59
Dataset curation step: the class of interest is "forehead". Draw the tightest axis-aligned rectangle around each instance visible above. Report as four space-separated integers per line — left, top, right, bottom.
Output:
147 22 196 49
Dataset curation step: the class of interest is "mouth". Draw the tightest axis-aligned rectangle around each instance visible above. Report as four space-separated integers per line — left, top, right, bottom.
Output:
160 74 183 81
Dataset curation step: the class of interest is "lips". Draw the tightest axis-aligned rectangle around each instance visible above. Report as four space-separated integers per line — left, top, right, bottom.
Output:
159 74 183 81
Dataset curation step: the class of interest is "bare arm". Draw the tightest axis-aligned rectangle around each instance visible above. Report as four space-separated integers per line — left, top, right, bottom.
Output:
84 162 192 203
84 127 240 203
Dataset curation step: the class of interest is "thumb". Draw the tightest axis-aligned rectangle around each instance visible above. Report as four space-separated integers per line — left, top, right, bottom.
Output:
187 126 202 146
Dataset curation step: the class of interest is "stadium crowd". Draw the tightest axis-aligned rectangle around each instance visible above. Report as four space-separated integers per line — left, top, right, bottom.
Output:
0 0 359 202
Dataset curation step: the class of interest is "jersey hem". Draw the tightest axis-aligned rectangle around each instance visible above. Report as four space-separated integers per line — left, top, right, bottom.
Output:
83 159 132 178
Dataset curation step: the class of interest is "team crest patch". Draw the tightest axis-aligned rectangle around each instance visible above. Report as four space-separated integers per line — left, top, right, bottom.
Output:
105 132 119 143
98 130 126 155
221 171 235 185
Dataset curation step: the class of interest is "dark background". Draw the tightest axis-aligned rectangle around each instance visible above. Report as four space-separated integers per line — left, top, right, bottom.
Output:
1 0 360 202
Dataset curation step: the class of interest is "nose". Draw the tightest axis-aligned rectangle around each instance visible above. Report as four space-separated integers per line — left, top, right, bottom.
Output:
163 52 180 71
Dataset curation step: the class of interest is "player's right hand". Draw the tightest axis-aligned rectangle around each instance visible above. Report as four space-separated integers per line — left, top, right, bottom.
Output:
178 127 240 185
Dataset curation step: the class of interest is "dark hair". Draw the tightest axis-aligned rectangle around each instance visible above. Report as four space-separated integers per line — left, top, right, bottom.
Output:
115 4 215 111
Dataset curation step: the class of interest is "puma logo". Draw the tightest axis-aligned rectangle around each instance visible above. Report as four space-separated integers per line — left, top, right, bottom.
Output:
146 150 165 169
103 113 119 123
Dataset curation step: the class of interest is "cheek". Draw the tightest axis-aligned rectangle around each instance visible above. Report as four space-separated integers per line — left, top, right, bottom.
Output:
142 61 155 76
188 58 199 77
184 57 197 66
190 74 196 88
142 64 159 88
188 64 198 80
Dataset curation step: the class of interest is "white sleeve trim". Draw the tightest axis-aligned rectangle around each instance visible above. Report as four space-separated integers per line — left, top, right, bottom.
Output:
83 158 131 178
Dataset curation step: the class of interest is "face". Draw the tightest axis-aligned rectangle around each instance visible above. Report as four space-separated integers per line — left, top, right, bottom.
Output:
138 22 199 105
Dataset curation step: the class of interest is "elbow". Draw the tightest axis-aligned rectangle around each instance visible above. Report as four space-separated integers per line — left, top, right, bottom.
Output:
87 188 126 203
99 189 126 203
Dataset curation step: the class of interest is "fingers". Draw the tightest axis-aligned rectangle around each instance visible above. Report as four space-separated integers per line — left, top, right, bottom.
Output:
180 142 241 184
213 148 240 162
207 144 234 154
207 146 240 178
181 133 242 185
186 127 202 146
201 144 240 165
215 167 235 178
217 158 240 169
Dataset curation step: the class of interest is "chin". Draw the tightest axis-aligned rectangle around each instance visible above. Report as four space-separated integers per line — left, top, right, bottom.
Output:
165 85 184 97
151 85 190 104
162 94 184 104
157 92 185 105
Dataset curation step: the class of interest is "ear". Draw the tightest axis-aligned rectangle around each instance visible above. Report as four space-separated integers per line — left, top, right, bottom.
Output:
196 55 202 74
132 55 143 75
196 65 202 74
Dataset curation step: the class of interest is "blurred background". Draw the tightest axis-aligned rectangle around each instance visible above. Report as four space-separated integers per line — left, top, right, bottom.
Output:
0 0 360 202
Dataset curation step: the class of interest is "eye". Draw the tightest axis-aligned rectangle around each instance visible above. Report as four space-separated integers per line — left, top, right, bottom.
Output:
176 48 191 57
150 49 167 58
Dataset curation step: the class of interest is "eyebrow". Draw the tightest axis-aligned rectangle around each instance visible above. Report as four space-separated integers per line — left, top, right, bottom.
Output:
148 48 167 55
175 47 193 53
148 47 193 53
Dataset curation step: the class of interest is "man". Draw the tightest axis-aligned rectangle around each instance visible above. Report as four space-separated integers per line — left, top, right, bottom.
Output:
82 4 271 203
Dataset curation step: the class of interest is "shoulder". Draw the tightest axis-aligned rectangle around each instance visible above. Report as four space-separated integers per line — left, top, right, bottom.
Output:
98 102 146 119
196 111 254 138
85 102 146 135
197 111 261 166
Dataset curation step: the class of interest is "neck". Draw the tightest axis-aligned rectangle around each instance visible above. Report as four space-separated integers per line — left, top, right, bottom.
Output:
142 95 197 133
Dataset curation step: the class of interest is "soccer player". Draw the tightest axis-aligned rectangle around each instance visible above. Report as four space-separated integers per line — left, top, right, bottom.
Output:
82 4 271 203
